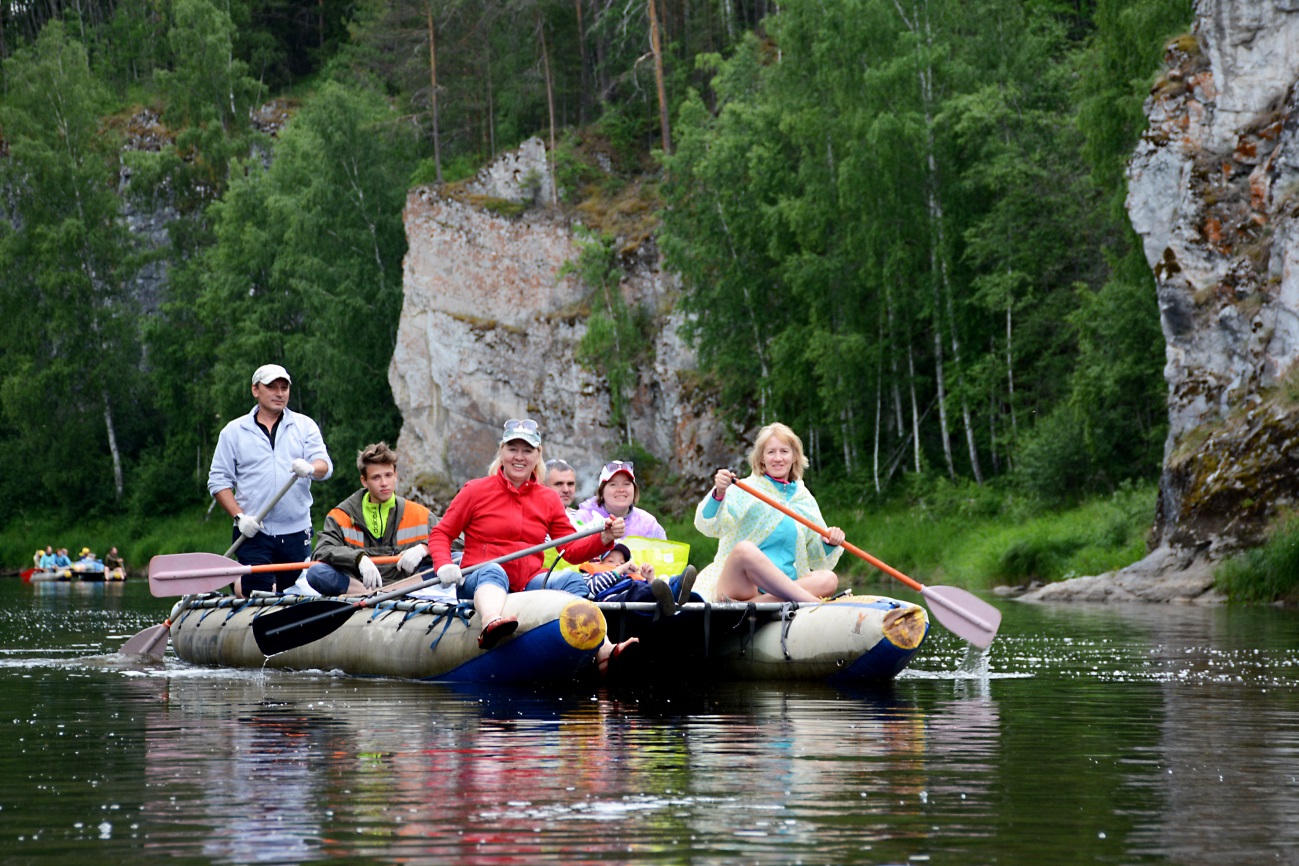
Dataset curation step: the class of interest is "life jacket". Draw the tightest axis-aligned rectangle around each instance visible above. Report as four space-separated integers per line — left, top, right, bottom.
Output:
330 498 431 551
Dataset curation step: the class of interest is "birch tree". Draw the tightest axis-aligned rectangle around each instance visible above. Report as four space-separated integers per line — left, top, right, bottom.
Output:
0 23 141 505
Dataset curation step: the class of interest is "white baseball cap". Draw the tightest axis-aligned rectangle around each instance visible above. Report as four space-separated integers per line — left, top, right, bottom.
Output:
251 364 292 386
598 461 636 486
499 418 541 448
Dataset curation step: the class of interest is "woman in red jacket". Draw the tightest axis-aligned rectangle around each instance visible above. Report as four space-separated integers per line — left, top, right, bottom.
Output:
428 419 637 671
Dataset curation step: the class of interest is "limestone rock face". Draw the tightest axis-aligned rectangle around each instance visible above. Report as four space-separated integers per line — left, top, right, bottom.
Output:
390 138 727 506
1026 1 1299 603
1125 0 1299 554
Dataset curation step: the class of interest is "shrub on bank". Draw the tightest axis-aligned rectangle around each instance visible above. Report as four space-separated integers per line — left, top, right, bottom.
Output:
1215 518 1299 603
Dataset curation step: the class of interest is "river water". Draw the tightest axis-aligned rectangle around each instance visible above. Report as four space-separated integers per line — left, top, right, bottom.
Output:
1 578 1296 865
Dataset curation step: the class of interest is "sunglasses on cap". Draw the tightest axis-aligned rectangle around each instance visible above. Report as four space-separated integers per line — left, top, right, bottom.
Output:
604 460 634 473
504 419 539 434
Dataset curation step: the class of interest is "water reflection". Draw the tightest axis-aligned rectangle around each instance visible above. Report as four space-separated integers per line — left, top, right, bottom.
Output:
3 580 1299 865
116 671 1013 864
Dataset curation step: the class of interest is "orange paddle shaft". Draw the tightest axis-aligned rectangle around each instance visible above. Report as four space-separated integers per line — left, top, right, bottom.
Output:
732 479 925 593
243 554 399 574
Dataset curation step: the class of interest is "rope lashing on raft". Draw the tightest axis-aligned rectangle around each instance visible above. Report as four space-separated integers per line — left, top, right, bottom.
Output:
778 602 798 661
355 597 476 652
736 601 758 658
425 603 476 652
202 594 254 626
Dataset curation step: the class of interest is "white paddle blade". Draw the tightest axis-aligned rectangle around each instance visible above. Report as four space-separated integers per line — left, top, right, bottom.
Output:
119 623 169 659
148 552 245 597
922 585 1002 648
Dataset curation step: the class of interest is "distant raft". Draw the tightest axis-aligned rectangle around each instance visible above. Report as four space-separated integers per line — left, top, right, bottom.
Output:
28 564 124 583
168 589 607 684
598 594 930 686
166 589 927 687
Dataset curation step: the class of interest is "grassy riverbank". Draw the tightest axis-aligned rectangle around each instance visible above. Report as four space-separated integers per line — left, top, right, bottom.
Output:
3 510 231 576
4 482 1158 593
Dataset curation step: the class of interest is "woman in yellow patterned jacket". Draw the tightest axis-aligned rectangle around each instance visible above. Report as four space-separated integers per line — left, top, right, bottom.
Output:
693 422 845 603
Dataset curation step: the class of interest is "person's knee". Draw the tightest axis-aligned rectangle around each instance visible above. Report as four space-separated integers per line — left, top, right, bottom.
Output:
804 570 838 595
465 563 509 594
553 573 589 597
732 540 761 560
305 564 350 596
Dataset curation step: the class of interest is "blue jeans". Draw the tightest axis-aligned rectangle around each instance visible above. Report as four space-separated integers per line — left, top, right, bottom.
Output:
457 563 589 600
231 528 312 594
302 562 352 596
303 555 435 596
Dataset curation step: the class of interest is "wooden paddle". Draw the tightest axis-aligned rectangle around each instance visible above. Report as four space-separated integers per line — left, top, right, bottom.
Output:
120 474 301 658
251 525 605 656
732 478 1002 648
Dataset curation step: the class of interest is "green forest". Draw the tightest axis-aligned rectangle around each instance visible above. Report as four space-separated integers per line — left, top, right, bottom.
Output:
0 0 1195 565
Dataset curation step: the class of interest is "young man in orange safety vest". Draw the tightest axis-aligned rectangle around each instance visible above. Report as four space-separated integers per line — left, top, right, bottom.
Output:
291 442 434 596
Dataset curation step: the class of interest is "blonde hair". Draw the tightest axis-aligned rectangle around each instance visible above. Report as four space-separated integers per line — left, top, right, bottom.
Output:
356 441 398 477
488 442 545 483
747 422 810 481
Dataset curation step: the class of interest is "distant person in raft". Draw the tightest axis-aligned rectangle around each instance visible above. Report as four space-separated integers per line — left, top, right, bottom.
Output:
207 363 333 597
104 547 126 580
53 548 73 569
402 418 638 674
693 422 844 604
291 442 434 597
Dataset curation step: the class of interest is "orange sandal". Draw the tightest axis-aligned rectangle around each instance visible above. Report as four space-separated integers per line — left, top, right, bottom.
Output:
478 615 518 649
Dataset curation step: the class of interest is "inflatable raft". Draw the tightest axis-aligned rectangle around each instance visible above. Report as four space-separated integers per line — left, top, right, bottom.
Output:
600 594 929 685
29 565 125 583
168 589 607 684
166 588 928 686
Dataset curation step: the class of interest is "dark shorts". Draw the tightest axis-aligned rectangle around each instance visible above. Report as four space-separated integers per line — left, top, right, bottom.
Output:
231 528 313 594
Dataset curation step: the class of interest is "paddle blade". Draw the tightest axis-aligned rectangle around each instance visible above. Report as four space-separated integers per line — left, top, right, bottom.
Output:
921 586 1002 648
252 599 357 656
119 623 170 659
148 552 244 597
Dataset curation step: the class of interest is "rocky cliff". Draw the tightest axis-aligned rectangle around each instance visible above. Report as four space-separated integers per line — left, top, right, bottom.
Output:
1026 0 1299 602
389 137 727 509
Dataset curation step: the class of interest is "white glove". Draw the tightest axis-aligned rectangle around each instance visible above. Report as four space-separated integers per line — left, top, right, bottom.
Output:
291 458 315 479
437 563 464 587
235 512 263 538
358 555 382 589
397 543 428 574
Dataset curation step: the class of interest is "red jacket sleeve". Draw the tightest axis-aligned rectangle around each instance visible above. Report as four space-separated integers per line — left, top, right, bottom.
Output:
548 499 610 564
429 483 473 569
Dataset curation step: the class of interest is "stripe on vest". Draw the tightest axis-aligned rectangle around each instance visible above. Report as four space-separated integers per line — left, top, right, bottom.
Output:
396 525 429 545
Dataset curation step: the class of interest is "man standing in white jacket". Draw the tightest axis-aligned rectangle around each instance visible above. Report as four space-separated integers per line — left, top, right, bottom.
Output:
208 363 333 597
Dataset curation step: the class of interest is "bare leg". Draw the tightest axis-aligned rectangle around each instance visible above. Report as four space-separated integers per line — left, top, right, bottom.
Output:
716 541 828 603
475 583 507 624
795 569 838 598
